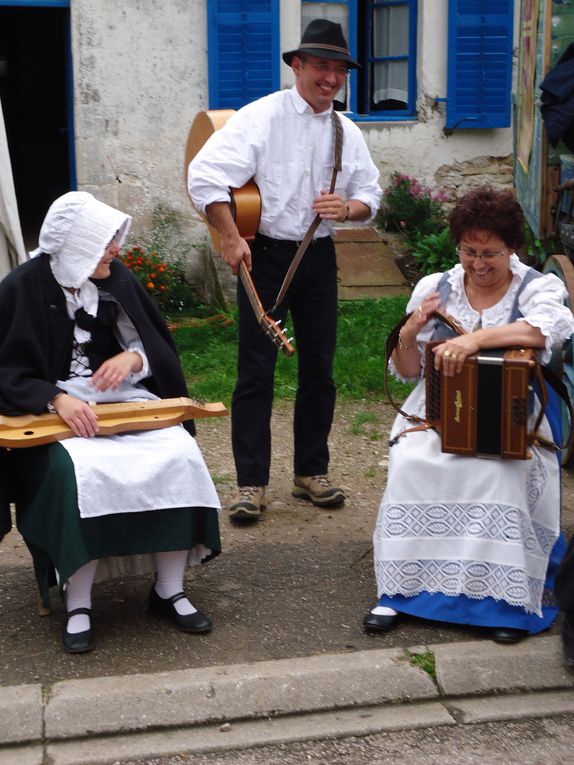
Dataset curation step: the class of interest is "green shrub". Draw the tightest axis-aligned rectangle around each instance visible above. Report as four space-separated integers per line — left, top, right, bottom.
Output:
379 172 449 243
411 228 458 276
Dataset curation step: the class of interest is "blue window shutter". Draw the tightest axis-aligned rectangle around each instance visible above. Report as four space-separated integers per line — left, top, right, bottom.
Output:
447 0 514 129
208 0 279 110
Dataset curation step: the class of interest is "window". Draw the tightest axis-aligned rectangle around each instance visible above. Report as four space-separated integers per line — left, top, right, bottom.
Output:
207 0 280 110
446 0 514 129
302 0 418 120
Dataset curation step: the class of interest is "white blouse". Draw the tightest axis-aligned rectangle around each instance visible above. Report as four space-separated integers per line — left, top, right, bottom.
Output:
391 255 574 383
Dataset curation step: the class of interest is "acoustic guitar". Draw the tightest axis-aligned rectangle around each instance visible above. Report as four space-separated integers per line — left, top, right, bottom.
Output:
184 110 294 357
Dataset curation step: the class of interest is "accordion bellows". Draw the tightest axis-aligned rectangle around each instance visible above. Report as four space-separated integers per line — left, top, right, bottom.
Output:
425 343 537 460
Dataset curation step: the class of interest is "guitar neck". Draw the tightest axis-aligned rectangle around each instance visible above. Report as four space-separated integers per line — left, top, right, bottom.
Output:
238 262 294 357
239 262 266 320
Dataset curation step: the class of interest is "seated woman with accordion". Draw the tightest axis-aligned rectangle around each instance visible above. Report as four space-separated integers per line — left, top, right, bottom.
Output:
0 192 221 654
363 186 574 643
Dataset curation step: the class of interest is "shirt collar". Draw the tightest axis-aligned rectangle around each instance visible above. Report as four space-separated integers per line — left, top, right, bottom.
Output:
289 85 333 118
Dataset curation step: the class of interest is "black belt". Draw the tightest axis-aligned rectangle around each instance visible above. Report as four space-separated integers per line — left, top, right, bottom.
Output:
256 233 330 249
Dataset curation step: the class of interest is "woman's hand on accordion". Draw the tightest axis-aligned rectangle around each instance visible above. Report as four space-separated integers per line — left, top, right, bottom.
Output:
433 334 481 377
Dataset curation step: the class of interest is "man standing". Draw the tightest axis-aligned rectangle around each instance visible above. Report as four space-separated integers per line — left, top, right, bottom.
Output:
188 19 382 523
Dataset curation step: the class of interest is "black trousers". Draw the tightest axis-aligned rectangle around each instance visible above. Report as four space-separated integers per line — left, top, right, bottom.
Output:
232 234 338 486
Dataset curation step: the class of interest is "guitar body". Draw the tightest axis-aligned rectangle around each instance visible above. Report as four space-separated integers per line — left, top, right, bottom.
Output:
185 110 294 357
184 110 261 251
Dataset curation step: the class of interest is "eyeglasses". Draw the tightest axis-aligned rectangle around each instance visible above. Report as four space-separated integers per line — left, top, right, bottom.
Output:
456 246 508 262
306 61 350 76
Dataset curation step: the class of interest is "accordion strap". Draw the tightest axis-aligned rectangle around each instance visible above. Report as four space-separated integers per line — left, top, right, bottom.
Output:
384 311 568 455
384 310 464 425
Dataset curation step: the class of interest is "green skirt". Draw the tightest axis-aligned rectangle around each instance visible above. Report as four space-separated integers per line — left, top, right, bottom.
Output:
10 443 221 608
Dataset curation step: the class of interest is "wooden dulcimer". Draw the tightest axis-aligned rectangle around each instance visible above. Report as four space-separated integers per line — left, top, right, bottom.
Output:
184 109 294 357
0 398 228 448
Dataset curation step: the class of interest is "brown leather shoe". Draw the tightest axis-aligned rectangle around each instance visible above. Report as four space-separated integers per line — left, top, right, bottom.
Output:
292 475 345 507
228 485 266 522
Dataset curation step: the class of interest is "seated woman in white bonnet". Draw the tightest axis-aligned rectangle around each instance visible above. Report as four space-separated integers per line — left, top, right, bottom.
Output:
0 192 221 654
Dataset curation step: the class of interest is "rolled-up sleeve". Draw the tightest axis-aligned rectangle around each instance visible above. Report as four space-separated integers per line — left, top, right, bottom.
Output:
341 120 382 222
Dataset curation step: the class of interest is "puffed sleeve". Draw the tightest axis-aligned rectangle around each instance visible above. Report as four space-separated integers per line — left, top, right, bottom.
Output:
517 272 574 365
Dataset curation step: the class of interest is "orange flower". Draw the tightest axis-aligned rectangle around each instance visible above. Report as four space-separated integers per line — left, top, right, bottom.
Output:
147 281 155 290
160 285 166 291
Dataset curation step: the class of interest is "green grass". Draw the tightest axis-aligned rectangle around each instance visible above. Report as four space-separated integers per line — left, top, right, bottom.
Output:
405 650 437 682
174 297 413 404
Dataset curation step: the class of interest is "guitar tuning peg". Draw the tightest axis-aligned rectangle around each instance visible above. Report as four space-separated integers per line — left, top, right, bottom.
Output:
275 318 283 326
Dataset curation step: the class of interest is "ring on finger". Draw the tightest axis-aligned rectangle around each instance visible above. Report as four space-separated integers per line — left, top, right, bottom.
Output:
444 350 451 358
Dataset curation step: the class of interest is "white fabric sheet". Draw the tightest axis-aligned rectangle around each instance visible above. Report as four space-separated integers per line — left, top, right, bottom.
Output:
56 377 220 519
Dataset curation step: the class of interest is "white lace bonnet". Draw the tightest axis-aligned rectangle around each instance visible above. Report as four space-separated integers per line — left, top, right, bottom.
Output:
30 192 132 288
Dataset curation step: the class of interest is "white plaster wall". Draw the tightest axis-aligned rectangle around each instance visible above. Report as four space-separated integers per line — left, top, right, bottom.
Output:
71 0 207 246
359 0 514 189
69 0 517 257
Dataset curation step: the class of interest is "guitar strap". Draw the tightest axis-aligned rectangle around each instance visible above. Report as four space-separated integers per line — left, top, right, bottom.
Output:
270 110 344 313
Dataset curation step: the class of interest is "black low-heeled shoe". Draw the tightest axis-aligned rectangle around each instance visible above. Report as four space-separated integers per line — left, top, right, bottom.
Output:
147 586 212 633
362 610 398 633
491 627 527 644
63 607 94 654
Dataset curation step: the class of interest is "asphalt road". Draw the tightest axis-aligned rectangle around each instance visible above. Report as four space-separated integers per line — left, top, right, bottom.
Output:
119 714 574 765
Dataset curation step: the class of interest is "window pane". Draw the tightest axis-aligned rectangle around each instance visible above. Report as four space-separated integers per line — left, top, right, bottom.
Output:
373 5 409 58
302 3 348 34
371 3 411 111
372 60 408 108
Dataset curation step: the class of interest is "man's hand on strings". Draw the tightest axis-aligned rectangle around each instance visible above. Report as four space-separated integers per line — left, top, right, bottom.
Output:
220 234 252 275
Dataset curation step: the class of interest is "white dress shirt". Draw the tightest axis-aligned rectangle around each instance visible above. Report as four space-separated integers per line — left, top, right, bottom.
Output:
188 87 382 242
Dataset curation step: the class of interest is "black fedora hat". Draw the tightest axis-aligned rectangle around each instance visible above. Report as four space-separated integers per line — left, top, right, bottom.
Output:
282 19 359 69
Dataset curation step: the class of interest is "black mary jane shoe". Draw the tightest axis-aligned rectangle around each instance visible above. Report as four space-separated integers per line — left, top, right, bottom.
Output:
63 607 94 654
362 610 398 633
147 586 212 634
491 627 527 645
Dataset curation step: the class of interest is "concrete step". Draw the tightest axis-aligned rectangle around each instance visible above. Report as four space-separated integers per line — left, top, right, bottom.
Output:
334 226 411 299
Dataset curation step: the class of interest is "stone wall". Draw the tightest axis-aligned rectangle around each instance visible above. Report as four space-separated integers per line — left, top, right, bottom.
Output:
434 155 514 202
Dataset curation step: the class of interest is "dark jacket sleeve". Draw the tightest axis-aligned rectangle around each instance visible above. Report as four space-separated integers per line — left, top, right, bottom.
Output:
0 257 74 415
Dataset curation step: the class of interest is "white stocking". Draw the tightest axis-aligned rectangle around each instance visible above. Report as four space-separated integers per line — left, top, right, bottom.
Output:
154 550 197 616
66 559 98 633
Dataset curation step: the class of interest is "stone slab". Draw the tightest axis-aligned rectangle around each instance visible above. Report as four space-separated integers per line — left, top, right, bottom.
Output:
333 226 382 243
336 244 408 287
433 636 574 696
447 689 574 724
0 745 44 765
47 701 454 765
45 648 438 740
0 684 43 745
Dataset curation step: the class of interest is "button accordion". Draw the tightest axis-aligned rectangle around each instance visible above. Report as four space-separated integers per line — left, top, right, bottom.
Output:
425 342 537 459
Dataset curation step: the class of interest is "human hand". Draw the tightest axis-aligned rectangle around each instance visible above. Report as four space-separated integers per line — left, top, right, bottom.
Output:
92 351 142 392
433 334 481 377
398 292 441 347
312 190 347 221
220 234 252 275
52 394 99 438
